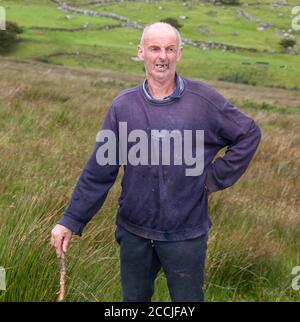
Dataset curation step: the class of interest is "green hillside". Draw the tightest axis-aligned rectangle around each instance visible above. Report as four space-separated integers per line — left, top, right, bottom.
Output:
1 0 300 89
0 0 300 302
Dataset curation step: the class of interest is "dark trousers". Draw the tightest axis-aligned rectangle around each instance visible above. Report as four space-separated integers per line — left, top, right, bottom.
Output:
115 225 208 302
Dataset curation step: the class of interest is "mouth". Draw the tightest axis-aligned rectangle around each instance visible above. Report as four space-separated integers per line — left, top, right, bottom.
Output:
155 63 168 72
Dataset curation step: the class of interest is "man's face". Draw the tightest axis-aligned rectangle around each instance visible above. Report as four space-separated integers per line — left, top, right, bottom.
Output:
137 27 183 82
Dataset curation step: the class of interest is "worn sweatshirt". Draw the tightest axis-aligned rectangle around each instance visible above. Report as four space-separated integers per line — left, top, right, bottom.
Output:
58 76 261 241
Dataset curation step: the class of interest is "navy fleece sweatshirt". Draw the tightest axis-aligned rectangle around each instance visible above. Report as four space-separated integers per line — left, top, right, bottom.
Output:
58 76 261 241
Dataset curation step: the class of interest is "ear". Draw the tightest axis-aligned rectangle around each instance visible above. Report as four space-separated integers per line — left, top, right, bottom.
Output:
137 45 144 61
176 46 183 62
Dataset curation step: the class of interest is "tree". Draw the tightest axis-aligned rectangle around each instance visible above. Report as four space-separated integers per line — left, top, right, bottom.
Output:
0 21 22 54
160 18 183 30
279 38 296 49
220 0 240 5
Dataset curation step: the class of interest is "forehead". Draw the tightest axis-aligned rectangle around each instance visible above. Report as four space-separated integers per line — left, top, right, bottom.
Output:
143 27 179 47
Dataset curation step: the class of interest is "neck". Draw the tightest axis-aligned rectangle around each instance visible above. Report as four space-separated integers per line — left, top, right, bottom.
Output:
147 73 176 100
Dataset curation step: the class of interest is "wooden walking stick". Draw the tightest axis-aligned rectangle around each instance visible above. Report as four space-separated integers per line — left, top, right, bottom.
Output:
57 251 66 302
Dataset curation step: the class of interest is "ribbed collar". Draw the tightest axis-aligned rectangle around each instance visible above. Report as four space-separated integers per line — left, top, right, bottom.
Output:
142 73 185 104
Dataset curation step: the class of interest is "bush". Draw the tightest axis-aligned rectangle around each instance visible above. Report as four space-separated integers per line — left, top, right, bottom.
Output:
0 21 23 54
160 17 183 30
279 38 296 49
221 0 240 4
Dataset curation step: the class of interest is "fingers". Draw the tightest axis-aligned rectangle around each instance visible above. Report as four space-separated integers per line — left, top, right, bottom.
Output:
51 233 64 258
51 225 73 258
62 233 72 253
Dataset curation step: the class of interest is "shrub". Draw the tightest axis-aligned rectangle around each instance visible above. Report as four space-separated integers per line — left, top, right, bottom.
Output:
219 0 240 5
279 38 296 49
160 17 183 30
0 21 23 54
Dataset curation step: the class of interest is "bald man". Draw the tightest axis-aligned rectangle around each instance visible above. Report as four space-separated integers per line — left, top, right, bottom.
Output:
51 22 261 302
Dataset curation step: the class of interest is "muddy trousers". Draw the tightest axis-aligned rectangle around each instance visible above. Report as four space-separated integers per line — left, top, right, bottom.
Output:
115 224 208 302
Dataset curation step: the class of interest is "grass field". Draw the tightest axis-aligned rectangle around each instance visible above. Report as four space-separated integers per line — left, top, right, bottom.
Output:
1 0 300 89
0 0 300 302
0 57 299 301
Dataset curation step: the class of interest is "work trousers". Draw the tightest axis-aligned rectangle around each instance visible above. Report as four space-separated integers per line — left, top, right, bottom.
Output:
115 224 208 302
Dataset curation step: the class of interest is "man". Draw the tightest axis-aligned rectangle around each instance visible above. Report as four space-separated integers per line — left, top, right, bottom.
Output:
51 22 261 302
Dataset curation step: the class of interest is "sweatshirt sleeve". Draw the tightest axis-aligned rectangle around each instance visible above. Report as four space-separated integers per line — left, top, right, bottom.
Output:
58 104 120 236
205 101 261 192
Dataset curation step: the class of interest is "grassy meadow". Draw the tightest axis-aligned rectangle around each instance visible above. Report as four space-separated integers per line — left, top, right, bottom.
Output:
1 0 300 88
0 0 300 302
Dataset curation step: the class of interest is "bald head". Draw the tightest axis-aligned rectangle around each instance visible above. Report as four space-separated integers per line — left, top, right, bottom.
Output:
140 22 182 48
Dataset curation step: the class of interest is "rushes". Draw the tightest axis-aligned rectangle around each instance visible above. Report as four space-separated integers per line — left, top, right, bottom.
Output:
0 59 299 301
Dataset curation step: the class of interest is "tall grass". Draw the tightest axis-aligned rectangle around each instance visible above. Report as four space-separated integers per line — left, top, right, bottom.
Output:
0 58 299 301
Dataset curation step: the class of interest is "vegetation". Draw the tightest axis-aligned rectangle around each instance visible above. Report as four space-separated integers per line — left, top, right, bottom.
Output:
0 0 300 302
0 21 22 53
279 38 296 49
220 0 240 5
160 17 183 30
0 59 299 301
0 0 299 89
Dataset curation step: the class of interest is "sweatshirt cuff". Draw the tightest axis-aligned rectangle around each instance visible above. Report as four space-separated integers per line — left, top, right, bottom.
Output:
58 214 85 237
205 165 221 193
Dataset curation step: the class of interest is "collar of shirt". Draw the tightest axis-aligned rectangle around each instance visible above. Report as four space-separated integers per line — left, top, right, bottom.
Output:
142 73 185 104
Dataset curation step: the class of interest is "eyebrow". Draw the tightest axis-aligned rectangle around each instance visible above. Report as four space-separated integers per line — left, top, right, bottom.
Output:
148 45 177 49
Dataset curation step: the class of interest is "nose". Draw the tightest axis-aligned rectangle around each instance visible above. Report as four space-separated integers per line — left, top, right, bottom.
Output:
158 49 167 60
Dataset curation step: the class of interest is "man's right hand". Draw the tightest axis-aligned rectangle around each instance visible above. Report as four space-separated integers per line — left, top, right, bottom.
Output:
51 224 73 258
